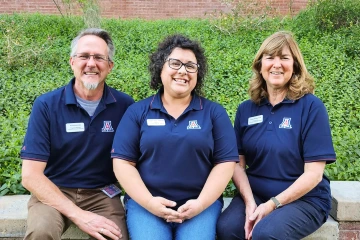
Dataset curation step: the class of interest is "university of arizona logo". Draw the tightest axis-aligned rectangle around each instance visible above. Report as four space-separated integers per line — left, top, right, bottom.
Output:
102 121 114 132
279 117 292 129
187 120 201 130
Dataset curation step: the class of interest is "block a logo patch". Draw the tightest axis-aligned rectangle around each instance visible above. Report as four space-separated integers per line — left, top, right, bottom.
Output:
187 120 201 130
279 117 292 129
102 121 114 132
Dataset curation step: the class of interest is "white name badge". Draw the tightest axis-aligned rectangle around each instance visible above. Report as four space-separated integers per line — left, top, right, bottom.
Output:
66 123 85 132
248 115 263 125
147 119 165 126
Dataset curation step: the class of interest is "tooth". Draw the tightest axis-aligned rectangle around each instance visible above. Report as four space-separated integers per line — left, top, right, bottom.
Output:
175 79 186 83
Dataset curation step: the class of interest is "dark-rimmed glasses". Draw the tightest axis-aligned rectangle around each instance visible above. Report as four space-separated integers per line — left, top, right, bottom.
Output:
74 53 109 63
166 58 199 73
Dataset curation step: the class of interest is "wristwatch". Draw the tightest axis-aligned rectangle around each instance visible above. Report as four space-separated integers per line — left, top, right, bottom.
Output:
271 197 283 209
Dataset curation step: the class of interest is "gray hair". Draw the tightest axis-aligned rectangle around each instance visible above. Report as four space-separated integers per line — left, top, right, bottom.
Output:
70 28 115 62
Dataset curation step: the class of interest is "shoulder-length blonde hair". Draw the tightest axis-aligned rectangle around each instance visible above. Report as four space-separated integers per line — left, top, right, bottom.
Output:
248 31 315 104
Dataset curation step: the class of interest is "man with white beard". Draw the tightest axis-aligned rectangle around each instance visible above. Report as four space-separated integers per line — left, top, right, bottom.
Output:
20 28 134 240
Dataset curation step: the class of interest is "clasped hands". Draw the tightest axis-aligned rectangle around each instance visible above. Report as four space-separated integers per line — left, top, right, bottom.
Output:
146 196 204 223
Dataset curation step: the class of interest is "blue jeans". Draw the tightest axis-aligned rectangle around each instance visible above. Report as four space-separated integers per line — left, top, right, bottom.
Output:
126 199 222 240
216 194 327 240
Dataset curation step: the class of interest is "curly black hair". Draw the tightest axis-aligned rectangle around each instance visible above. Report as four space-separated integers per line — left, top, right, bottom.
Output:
149 34 207 96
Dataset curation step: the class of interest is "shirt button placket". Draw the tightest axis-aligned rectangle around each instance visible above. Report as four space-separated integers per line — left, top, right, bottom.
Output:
267 109 274 131
172 119 179 133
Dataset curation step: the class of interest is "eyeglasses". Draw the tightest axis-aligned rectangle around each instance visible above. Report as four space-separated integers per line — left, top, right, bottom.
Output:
166 58 199 73
73 53 109 63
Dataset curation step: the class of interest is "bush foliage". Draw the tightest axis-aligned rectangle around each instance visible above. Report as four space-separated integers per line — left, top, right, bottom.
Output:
0 0 359 196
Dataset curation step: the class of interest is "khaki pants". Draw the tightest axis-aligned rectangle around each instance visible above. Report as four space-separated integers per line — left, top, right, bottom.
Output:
24 186 128 240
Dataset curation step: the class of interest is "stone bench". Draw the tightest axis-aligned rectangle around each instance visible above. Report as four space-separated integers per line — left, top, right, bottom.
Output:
1 181 359 240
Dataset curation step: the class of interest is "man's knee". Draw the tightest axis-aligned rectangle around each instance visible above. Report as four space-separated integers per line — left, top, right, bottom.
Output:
26 197 66 240
25 218 63 240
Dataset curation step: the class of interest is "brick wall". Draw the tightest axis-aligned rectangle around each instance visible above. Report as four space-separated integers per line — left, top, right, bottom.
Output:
338 222 360 240
0 0 308 19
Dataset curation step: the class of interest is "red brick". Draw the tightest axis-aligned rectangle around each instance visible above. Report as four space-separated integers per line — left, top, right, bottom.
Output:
340 222 360 231
0 0 307 19
339 230 360 240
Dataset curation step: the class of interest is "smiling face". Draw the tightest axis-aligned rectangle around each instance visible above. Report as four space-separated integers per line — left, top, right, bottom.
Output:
160 47 198 99
70 35 113 91
260 46 294 91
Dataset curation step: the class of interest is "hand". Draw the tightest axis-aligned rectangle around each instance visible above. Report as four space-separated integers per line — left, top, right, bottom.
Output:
71 210 121 240
146 196 181 221
176 199 204 221
244 202 257 239
248 201 274 239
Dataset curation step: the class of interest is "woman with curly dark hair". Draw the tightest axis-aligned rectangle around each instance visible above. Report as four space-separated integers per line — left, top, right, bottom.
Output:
112 34 238 240
217 31 336 240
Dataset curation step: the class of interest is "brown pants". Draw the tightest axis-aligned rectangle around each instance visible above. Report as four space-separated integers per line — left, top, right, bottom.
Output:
24 186 128 240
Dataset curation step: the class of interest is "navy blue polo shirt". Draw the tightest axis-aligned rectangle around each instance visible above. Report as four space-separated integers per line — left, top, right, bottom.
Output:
235 94 336 214
111 91 238 207
21 78 134 188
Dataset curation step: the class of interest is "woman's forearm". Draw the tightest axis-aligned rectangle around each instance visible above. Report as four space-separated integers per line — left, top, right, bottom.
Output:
113 158 153 207
197 161 236 209
233 155 255 205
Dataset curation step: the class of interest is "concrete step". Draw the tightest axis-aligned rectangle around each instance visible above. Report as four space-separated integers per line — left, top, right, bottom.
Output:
0 195 88 239
330 181 360 221
0 194 341 239
330 181 360 240
303 216 339 240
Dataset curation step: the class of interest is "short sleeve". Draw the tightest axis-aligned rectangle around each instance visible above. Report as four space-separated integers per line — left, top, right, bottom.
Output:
212 105 239 163
111 106 141 162
234 104 243 155
302 100 336 163
20 97 51 161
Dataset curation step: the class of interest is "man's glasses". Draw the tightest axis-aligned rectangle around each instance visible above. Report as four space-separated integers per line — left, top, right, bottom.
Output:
74 53 109 63
166 58 199 73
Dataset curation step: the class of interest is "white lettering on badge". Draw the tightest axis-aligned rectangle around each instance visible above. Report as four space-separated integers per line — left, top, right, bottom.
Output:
147 119 166 126
248 115 263 125
66 123 85 132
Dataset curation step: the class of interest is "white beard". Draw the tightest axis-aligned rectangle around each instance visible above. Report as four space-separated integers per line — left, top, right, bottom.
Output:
83 81 99 90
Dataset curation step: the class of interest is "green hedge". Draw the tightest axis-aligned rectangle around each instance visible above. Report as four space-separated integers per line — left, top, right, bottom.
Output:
0 4 359 196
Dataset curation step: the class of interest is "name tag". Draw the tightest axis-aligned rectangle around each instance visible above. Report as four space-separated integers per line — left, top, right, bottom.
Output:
66 123 85 132
147 119 165 126
248 115 263 125
101 184 121 198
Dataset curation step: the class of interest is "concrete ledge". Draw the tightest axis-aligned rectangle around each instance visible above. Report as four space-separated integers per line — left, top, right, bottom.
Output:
330 181 360 221
1 182 359 239
0 195 29 239
0 196 338 240
0 195 89 239
303 216 339 240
